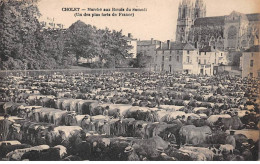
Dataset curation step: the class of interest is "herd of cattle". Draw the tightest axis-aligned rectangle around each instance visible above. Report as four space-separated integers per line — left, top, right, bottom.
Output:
0 72 259 161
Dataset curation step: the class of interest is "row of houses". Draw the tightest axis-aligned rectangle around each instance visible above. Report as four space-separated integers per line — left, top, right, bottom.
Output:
136 38 259 78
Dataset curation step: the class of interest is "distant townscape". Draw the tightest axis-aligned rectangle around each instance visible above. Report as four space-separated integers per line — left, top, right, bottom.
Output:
0 0 259 79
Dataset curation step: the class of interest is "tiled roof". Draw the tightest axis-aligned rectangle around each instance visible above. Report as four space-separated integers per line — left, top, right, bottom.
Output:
199 46 212 52
123 36 137 41
183 43 196 50
246 13 260 22
244 45 260 52
137 40 160 46
194 13 260 26
157 42 196 51
194 16 225 26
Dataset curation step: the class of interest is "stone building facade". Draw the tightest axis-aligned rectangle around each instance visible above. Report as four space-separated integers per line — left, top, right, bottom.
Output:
154 41 199 74
137 38 161 57
124 33 137 58
240 45 260 78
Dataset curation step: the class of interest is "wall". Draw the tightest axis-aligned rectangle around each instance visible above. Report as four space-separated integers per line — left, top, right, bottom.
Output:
127 40 137 58
154 50 184 73
241 52 260 78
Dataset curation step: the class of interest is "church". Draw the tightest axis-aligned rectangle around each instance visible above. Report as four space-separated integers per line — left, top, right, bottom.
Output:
176 0 260 51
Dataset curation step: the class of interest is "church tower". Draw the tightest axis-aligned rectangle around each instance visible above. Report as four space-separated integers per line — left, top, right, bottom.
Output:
175 0 206 43
194 0 206 18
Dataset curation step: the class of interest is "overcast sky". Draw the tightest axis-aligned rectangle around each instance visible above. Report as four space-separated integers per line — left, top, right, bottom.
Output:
38 0 260 41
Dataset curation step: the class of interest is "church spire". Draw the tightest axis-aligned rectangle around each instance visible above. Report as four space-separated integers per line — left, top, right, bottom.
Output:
195 0 204 8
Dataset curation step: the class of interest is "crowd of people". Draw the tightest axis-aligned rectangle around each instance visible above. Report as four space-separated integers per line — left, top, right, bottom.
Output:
0 71 259 161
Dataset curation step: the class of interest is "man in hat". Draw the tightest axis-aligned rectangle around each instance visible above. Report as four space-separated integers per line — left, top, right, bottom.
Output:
186 116 193 125
101 120 110 135
115 116 126 136
215 117 224 131
0 114 13 141
89 117 96 132
114 108 121 118
81 115 90 132
31 107 39 122
180 115 186 124
225 130 236 148
146 111 154 122
124 146 140 161
103 106 109 116
10 123 22 141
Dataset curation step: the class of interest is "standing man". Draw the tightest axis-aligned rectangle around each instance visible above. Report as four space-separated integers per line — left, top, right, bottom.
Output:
101 120 110 135
0 114 13 141
225 130 236 148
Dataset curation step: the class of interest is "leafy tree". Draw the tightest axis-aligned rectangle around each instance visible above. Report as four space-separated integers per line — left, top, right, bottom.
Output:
65 20 98 61
132 52 153 68
0 0 53 70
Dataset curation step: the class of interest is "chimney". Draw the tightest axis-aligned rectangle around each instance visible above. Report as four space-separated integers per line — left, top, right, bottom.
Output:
151 38 154 44
128 33 132 38
167 40 171 49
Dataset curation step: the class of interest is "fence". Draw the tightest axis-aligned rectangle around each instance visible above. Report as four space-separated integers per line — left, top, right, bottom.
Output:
0 68 150 77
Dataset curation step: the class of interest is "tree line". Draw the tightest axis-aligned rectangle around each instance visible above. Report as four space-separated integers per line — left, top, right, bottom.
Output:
0 0 133 70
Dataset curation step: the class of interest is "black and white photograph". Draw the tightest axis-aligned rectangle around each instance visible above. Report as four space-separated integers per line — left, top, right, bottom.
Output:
0 0 259 161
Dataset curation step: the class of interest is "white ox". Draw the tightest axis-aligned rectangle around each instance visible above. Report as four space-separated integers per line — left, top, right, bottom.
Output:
0 140 21 146
179 148 207 161
53 126 83 138
219 144 234 154
207 114 232 123
180 146 214 161
6 145 50 161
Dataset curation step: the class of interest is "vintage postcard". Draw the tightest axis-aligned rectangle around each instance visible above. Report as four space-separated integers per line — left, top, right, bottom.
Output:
0 0 259 161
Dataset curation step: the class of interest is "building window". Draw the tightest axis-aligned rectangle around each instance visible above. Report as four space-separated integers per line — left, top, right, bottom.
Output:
177 50 179 54
215 59 217 64
156 51 157 54
187 51 190 54
187 56 190 63
204 59 206 64
205 52 206 55
170 51 172 54
250 73 253 77
250 60 253 67
177 56 179 62
162 56 164 61
258 71 260 77
252 53 254 57
169 56 172 61
162 64 164 71
221 53 222 56
197 57 198 62
199 52 201 56
162 51 164 54
199 59 201 64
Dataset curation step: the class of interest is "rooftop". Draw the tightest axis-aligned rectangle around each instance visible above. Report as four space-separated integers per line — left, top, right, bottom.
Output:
244 45 260 52
157 42 196 51
137 40 161 46
194 13 260 26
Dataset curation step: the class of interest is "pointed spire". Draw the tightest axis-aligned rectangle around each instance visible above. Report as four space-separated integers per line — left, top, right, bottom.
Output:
195 0 204 8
